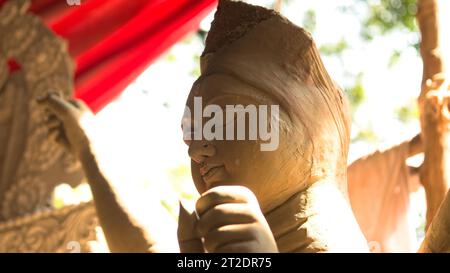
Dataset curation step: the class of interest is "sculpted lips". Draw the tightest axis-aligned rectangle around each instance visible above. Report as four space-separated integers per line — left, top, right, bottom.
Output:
200 163 227 186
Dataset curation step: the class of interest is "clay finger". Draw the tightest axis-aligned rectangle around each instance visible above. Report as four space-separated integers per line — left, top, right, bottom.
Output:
203 224 254 253
37 94 74 120
196 203 257 238
69 99 90 112
196 186 256 217
215 240 260 253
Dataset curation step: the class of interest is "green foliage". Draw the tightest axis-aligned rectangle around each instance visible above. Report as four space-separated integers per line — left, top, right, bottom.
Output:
394 99 419 123
302 9 317 33
388 49 402 67
352 126 379 143
190 53 201 77
167 165 197 200
415 212 426 239
319 38 349 56
345 73 366 113
359 0 417 41
165 52 177 62
338 0 420 69
161 199 176 217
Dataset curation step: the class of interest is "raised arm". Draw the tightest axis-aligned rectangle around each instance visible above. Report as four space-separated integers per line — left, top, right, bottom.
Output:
38 94 178 253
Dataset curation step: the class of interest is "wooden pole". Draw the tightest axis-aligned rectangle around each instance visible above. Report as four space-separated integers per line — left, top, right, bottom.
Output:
274 0 282 12
416 0 449 229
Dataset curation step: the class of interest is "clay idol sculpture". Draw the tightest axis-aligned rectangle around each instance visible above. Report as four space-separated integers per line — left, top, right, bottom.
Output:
178 0 369 252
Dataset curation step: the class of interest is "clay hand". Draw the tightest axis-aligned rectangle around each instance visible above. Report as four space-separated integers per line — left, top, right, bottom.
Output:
194 186 278 253
37 93 94 158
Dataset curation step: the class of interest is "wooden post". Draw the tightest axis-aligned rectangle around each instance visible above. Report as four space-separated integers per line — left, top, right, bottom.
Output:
273 0 282 12
416 0 450 229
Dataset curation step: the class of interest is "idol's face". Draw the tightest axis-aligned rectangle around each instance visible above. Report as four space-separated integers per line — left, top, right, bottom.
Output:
182 74 312 212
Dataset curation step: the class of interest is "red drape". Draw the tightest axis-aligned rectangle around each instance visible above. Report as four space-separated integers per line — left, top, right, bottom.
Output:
1 0 218 112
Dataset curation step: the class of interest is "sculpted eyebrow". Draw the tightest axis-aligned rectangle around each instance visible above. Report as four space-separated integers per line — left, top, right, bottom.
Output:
217 71 288 111
195 73 290 120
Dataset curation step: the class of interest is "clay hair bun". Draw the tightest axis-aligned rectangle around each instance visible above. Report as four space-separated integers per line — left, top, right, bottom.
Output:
203 0 278 56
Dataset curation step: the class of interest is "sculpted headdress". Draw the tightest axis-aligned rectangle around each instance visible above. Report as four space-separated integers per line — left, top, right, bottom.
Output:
201 0 351 184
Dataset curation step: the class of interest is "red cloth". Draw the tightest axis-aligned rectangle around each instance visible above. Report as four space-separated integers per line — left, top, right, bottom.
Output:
1 0 217 112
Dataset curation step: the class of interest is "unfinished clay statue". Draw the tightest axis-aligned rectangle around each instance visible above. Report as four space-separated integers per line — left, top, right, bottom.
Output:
178 0 369 252
38 0 370 253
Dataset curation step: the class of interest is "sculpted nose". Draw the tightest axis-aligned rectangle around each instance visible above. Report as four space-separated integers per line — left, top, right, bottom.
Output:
188 141 216 163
